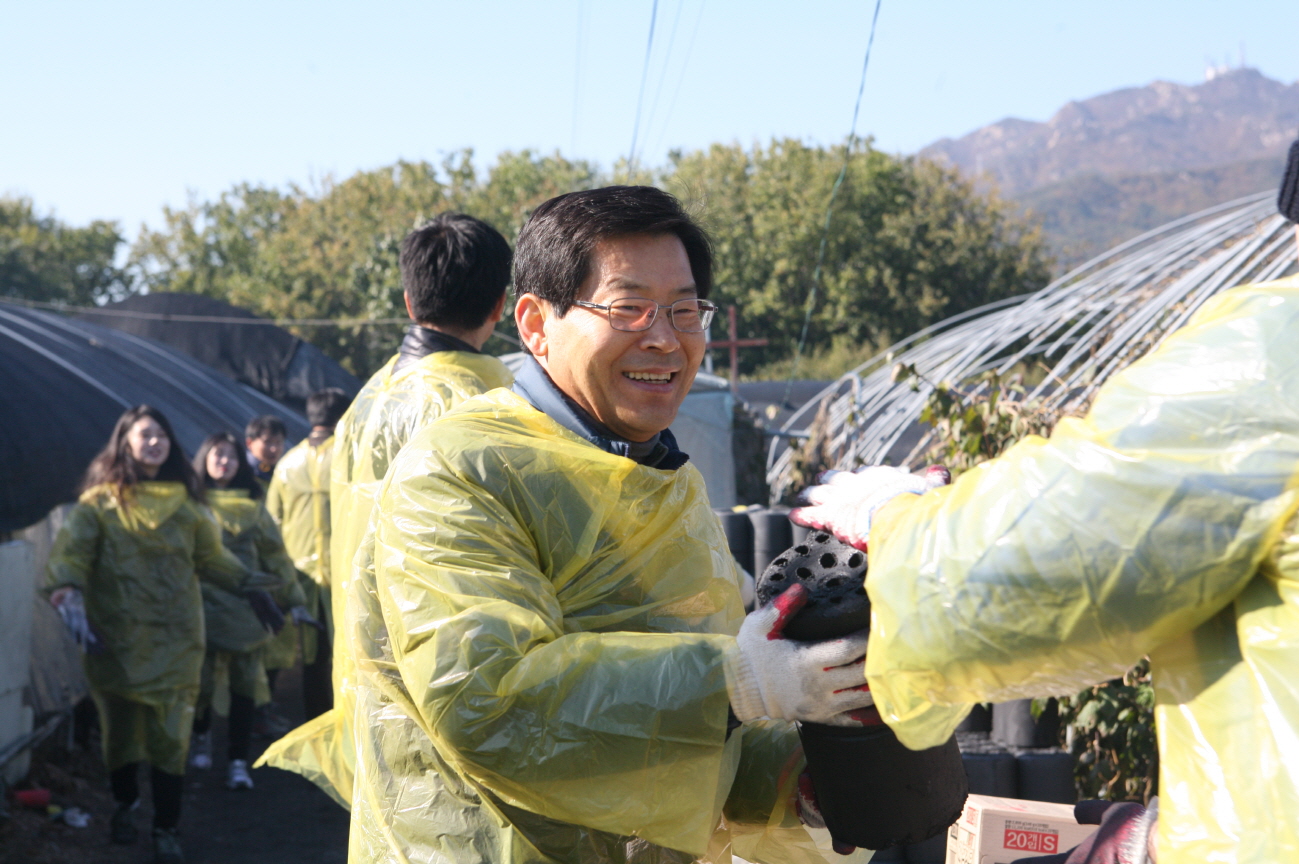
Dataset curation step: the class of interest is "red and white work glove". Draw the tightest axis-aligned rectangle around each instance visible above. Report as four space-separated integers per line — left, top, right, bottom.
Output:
790 465 951 551
1012 799 1157 864
728 584 873 726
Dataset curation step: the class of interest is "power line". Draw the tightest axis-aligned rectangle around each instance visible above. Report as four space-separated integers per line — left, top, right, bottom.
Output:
0 296 522 345
641 0 687 156
571 0 587 155
627 0 660 175
647 0 706 160
780 0 883 408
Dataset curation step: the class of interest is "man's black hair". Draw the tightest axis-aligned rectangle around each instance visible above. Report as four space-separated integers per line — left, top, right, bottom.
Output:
400 213 512 331
513 185 713 316
1279 139 1299 223
306 388 352 429
245 415 286 442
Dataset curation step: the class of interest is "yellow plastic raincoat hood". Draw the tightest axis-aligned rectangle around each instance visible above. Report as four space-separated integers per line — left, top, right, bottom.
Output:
258 349 512 807
864 278 1299 863
347 389 846 864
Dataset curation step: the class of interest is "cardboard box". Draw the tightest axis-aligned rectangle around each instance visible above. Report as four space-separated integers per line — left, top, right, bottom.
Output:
945 794 1098 864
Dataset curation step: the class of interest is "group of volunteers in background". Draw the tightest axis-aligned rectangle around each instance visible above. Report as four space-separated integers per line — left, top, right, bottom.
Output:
44 394 352 863
42 138 1299 864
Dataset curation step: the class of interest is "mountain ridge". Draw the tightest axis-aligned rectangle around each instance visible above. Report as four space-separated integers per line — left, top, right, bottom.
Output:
921 68 1299 196
919 68 1299 267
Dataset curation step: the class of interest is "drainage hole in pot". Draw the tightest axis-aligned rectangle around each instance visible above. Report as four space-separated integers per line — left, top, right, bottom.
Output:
820 552 836 568
794 546 809 555
826 577 841 588
848 553 864 568
772 558 788 568
770 573 784 581
796 567 813 580
815 533 831 543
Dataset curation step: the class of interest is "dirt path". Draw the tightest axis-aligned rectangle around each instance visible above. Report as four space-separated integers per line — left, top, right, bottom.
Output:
2 663 349 864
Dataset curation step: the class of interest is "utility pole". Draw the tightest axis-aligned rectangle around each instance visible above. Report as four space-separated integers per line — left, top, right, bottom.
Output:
706 306 768 396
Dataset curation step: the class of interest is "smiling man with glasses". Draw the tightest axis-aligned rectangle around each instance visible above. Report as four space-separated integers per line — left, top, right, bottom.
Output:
346 186 866 864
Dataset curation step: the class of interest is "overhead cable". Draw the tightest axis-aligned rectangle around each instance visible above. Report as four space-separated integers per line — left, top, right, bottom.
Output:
780 0 884 408
0 296 522 345
648 0 707 160
627 0 660 174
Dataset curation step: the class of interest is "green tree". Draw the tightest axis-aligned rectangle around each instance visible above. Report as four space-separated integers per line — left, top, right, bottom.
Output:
663 139 1052 377
0 197 132 304
131 152 599 376
129 142 1048 380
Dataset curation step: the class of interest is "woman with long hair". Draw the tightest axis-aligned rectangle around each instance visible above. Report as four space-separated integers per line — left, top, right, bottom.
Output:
189 431 305 790
46 406 249 864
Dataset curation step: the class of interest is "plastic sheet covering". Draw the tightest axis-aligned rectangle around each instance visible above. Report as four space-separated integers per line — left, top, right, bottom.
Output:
75 292 361 413
44 482 248 769
267 436 334 664
0 302 308 533
347 389 842 864
864 278 1299 863
257 350 512 807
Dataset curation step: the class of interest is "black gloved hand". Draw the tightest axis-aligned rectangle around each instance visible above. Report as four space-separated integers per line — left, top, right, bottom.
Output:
289 605 325 631
245 589 286 635
1013 799 1157 864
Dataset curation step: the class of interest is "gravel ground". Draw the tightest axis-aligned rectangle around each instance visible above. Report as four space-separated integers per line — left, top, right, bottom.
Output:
1 662 349 864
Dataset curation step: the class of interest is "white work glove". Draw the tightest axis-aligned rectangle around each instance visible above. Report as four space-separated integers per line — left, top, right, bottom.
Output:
728 583 873 726
50 587 100 653
790 465 951 551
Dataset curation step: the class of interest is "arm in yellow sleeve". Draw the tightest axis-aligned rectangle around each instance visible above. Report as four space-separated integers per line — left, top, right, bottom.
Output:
192 505 251 594
373 463 738 853
865 282 1299 749
45 503 100 593
251 505 307 608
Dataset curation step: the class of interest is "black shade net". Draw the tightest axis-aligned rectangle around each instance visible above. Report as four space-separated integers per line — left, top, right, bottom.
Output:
73 293 361 413
0 302 309 532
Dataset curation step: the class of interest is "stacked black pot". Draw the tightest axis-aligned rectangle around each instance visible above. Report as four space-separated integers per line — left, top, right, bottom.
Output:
754 531 968 851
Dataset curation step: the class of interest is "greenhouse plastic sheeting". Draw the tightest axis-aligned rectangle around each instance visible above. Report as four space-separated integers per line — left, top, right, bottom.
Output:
0 302 307 532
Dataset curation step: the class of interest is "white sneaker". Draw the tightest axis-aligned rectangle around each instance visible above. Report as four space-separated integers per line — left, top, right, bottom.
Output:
226 759 254 790
188 732 212 770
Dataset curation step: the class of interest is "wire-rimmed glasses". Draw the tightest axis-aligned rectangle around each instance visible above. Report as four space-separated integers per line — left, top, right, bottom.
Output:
572 297 717 333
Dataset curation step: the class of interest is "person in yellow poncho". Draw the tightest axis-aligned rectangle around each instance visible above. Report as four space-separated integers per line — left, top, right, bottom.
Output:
189 431 308 791
790 192 1299 861
266 388 352 722
257 213 514 808
347 187 875 864
45 405 251 864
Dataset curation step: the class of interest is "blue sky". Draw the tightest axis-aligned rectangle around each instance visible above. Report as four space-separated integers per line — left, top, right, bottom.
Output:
3 1 1297 234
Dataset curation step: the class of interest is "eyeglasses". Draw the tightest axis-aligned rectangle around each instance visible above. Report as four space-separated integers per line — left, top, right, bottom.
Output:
572 297 717 333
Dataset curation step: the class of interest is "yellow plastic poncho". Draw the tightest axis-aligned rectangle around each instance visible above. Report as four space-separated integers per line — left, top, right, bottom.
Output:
863 278 1299 864
200 488 306 707
258 350 512 807
348 389 851 864
45 481 248 772
266 435 334 666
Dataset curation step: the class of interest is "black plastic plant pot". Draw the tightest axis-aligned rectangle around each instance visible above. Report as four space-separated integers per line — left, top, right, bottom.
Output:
755 531 968 850
798 721 968 850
